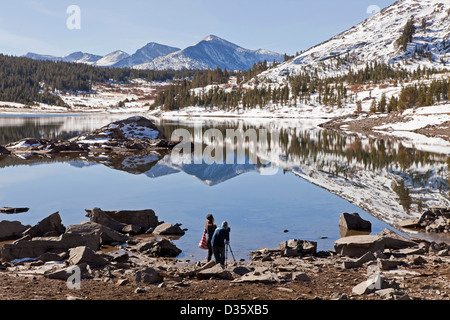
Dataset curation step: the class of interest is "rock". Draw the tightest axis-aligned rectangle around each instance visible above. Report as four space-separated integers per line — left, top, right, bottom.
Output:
22 212 66 238
65 221 129 245
396 218 420 229
233 272 281 284
417 208 450 232
197 264 232 280
233 266 252 276
378 229 418 249
85 208 159 233
341 260 362 269
116 278 129 286
334 235 384 258
0 231 102 262
0 220 30 241
152 222 185 236
278 239 317 256
339 212 372 236
85 207 127 232
375 288 397 299
38 251 68 262
135 238 181 257
356 251 377 264
135 286 152 293
68 246 108 266
0 207 29 214
134 267 163 284
377 258 403 270
292 272 311 282
45 263 92 280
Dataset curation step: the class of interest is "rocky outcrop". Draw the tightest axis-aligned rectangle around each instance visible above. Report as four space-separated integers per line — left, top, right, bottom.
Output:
397 207 450 233
3 116 179 156
22 211 66 238
0 207 183 262
334 228 417 258
85 207 159 234
250 239 317 261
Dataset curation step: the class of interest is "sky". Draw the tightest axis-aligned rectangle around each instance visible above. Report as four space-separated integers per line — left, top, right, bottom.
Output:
0 0 397 57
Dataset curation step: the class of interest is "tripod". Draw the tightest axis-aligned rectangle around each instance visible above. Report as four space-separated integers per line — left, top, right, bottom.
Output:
225 242 236 265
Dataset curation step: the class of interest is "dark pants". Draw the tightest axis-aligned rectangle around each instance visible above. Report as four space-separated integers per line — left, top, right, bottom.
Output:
213 246 226 265
207 241 213 261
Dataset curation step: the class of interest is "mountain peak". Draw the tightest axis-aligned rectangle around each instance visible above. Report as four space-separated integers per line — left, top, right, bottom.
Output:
259 0 450 81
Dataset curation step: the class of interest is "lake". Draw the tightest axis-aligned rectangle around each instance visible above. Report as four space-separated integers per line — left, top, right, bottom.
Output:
0 113 449 261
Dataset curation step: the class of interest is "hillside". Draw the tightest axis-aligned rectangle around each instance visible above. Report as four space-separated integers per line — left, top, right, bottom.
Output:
258 0 450 83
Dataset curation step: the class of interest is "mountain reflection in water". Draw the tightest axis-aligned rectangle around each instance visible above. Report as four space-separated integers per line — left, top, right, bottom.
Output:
0 114 449 260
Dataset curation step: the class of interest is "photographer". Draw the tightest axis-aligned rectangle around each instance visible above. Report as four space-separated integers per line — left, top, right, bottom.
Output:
211 221 230 266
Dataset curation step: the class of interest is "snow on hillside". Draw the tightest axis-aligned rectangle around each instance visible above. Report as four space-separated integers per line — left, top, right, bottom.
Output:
258 0 450 83
134 35 284 71
94 50 130 67
111 42 180 68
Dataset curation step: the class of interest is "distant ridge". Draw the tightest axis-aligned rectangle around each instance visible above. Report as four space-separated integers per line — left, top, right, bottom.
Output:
22 35 284 71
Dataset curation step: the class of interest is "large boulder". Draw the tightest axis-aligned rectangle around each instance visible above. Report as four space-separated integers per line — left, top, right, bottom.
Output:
85 208 126 232
339 212 371 236
68 246 108 266
85 208 159 233
22 212 66 238
378 228 417 249
334 235 384 258
152 222 185 236
0 221 30 241
65 221 129 245
135 238 181 257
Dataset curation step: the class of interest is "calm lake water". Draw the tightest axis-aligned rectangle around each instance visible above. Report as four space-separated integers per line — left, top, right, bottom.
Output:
0 113 449 261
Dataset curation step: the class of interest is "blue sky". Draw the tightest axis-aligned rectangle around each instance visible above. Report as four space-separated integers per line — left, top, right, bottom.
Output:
0 0 396 57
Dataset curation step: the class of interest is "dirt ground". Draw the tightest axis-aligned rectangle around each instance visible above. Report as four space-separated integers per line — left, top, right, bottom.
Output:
0 254 448 302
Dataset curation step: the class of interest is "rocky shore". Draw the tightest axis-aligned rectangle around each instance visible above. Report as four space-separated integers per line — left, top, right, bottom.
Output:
0 207 449 301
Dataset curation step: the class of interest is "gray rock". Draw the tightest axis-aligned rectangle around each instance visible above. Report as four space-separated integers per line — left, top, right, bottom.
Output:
233 272 281 284
134 267 163 284
197 264 232 280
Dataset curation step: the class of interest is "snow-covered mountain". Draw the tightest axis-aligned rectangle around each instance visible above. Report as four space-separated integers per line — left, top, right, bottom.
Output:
23 51 102 64
133 35 285 71
111 42 180 68
259 0 450 82
23 36 281 71
94 50 130 67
